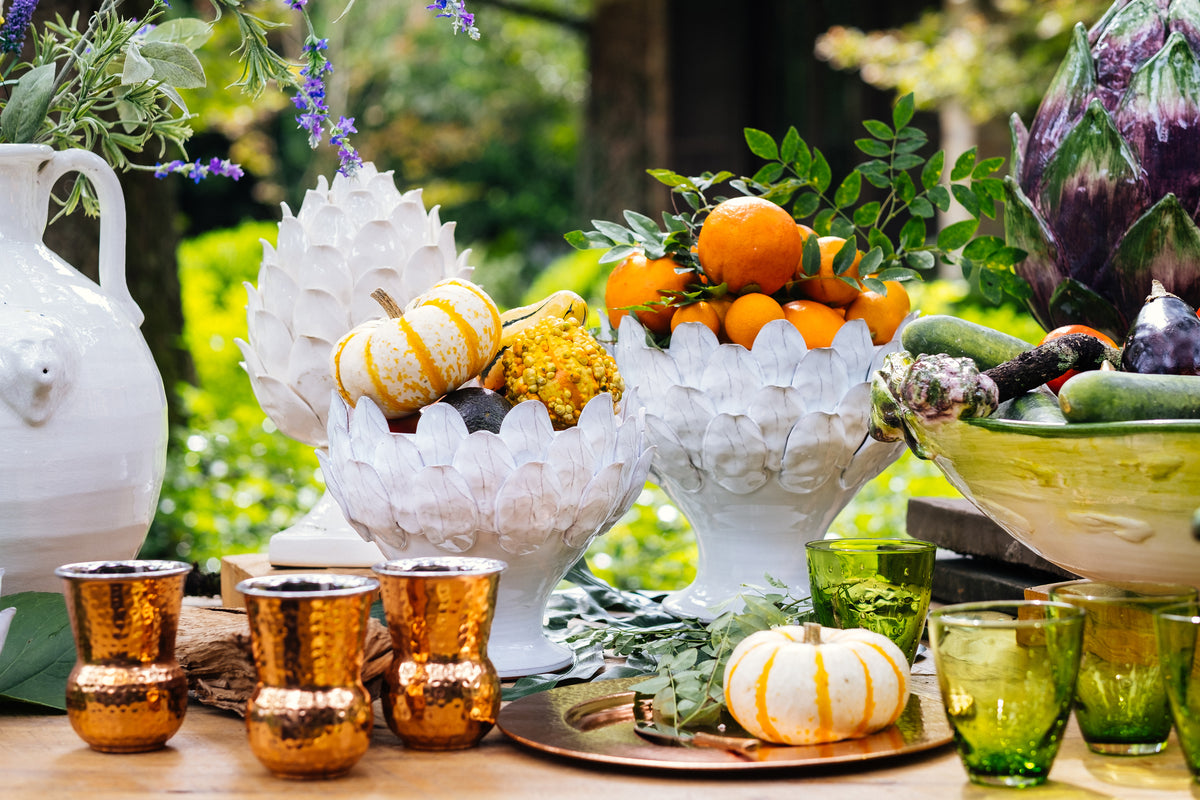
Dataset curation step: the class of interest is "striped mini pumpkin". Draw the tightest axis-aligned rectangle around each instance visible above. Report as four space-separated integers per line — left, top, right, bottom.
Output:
332 279 502 418
723 622 910 745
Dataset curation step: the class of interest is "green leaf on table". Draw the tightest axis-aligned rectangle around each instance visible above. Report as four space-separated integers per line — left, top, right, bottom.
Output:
0 592 74 712
1 64 55 144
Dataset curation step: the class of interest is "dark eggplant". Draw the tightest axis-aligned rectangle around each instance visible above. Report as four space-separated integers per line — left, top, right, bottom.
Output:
1120 280 1200 375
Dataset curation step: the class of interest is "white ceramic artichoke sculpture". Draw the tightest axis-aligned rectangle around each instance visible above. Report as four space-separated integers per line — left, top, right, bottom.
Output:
320 393 654 678
235 163 472 566
615 314 910 620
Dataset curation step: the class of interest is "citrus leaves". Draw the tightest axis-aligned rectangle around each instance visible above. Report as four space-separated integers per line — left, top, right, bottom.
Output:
566 93 1025 298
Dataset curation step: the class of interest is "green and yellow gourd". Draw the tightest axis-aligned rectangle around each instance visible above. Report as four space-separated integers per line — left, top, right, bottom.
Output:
723 622 910 746
331 279 502 417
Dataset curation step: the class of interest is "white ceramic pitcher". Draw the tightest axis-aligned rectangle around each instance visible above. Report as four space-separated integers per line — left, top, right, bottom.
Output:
0 144 167 594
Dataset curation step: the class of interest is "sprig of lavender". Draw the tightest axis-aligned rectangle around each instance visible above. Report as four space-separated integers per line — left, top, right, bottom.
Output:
0 0 39 55
153 158 244 184
427 0 481 40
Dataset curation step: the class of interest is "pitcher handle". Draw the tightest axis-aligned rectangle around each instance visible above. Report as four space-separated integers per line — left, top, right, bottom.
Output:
39 149 143 327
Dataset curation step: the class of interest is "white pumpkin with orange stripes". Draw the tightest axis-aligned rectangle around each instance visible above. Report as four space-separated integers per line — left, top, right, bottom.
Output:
332 279 502 417
723 621 910 745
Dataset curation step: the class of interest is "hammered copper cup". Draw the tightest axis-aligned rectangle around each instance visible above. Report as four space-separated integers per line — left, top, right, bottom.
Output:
373 557 505 750
56 560 192 753
237 574 380 779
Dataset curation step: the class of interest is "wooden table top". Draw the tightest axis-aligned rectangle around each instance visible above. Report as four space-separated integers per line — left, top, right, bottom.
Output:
2 684 1196 799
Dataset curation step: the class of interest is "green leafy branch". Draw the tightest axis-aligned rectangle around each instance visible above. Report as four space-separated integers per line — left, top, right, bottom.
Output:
571 576 813 733
566 93 1029 301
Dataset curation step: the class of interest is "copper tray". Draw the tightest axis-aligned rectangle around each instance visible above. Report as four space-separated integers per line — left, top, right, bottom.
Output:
498 676 953 771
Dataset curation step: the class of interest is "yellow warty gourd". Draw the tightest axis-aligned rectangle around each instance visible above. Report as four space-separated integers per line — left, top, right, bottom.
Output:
723 622 910 745
331 279 502 417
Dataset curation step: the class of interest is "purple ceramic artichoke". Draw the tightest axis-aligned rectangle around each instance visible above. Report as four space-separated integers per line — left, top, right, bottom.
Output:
1005 0 1200 341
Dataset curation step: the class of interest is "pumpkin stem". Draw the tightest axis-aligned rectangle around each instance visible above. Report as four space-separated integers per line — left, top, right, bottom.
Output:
371 288 404 319
802 621 822 645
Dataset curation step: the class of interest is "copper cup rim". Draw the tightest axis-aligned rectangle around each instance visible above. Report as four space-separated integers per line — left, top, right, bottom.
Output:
929 599 1085 628
805 538 937 555
1050 580 1199 605
236 573 380 598
54 560 193 580
371 556 507 577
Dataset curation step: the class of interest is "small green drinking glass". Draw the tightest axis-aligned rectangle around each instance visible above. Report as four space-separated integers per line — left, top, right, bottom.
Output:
1051 580 1198 755
805 538 936 664
1155 600 1200 782
928 600 1085 788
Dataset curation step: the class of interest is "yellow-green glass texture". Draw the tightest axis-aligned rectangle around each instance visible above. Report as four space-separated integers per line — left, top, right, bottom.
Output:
239 574 379 779
806 538 936 664
56 560 191 753
1051 581 1198 755
1155 601 1200 781
928 601 1084 788
374 557 504 750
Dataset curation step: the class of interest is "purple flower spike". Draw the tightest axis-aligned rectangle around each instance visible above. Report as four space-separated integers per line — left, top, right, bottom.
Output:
0 0 41 54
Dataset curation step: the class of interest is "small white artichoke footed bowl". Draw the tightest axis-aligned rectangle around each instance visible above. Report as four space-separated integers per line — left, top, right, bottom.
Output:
236 162 473 567
614 314 910 621
320 392 653 678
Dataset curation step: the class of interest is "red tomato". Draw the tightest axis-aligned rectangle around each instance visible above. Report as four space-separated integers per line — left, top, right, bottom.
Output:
1039 324 1119 394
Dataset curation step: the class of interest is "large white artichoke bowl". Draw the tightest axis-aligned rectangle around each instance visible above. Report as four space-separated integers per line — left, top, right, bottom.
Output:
615 314 909 620
320 393 653 678
235 163 472 566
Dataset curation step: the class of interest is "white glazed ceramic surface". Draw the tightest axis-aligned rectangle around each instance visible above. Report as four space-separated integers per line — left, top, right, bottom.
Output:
0 145 166 594
320 393 653 678
0 569 14 657
235 162 474 566
614 314 909 620
911 416 1200 588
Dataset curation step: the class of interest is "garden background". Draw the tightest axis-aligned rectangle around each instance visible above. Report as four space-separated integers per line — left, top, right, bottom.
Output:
39 0 1110 591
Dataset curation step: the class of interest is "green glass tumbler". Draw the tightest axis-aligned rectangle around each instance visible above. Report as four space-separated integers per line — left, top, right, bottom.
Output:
1051 580 1198 755
928 600 1084 788
1155 600 1200 782
805 538 936 664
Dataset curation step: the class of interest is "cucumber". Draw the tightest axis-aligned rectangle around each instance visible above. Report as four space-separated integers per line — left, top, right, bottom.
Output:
992 390 1067 424
901 314 1032 371
1058 371 1200 423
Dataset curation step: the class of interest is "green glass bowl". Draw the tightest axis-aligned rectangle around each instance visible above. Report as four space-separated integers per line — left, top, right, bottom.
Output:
914 416 1200 588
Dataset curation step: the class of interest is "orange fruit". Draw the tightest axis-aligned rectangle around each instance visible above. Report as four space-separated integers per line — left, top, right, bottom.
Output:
797 222 817 242
605 252 692 335
696 196 803 296
843 280 911 345
670 301 722 337
782 300 846 349
798 236 863 307
723 292 785 349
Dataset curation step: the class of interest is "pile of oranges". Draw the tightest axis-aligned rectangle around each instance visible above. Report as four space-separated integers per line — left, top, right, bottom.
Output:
604 195 911 350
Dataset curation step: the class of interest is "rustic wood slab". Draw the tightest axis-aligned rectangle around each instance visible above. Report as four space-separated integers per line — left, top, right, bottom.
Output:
220 553 377 608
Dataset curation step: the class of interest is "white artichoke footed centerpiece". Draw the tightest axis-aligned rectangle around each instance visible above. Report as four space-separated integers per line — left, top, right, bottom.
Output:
615 314 909 621
319 392 654 678
235 163 472 567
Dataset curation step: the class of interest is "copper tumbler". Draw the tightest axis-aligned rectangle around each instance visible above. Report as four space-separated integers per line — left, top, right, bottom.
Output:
56 560 192 753
237 574 379 779
373 557 505 750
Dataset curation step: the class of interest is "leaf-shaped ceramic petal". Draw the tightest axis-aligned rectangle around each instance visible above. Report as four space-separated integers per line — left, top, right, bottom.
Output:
498 401 555 464
657 384 717 456
700 345 764 413
563 461 624 548
295 244 353 305
779 412 843 492
285 335 336 417
839 436 903 491
665 320 720 380
247 307 295 371
701 413 769 494
451 431 516 524
402 246 455 298
291 289 351 345
245 373 323 445
575 393 617 462
832 319 877 380
750 319 808 385
493 462 563 555
645 413 701 491
546 425 594 502
413 404 470 465
612 445 655 528
412 465 479 552
793 348 851 412
253 261 299 316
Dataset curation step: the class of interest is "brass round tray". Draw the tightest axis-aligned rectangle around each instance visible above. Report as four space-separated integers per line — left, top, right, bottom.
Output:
498 676 953 772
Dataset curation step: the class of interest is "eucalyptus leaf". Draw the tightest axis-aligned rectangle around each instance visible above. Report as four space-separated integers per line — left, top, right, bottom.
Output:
0 592 74 711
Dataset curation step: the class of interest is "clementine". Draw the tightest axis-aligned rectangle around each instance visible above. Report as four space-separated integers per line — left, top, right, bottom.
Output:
782 300 846 349
798 236 863 307
696 196 803 296
723 292 785 349
670 301 723 337
604 252 692 335
843 280 911 345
